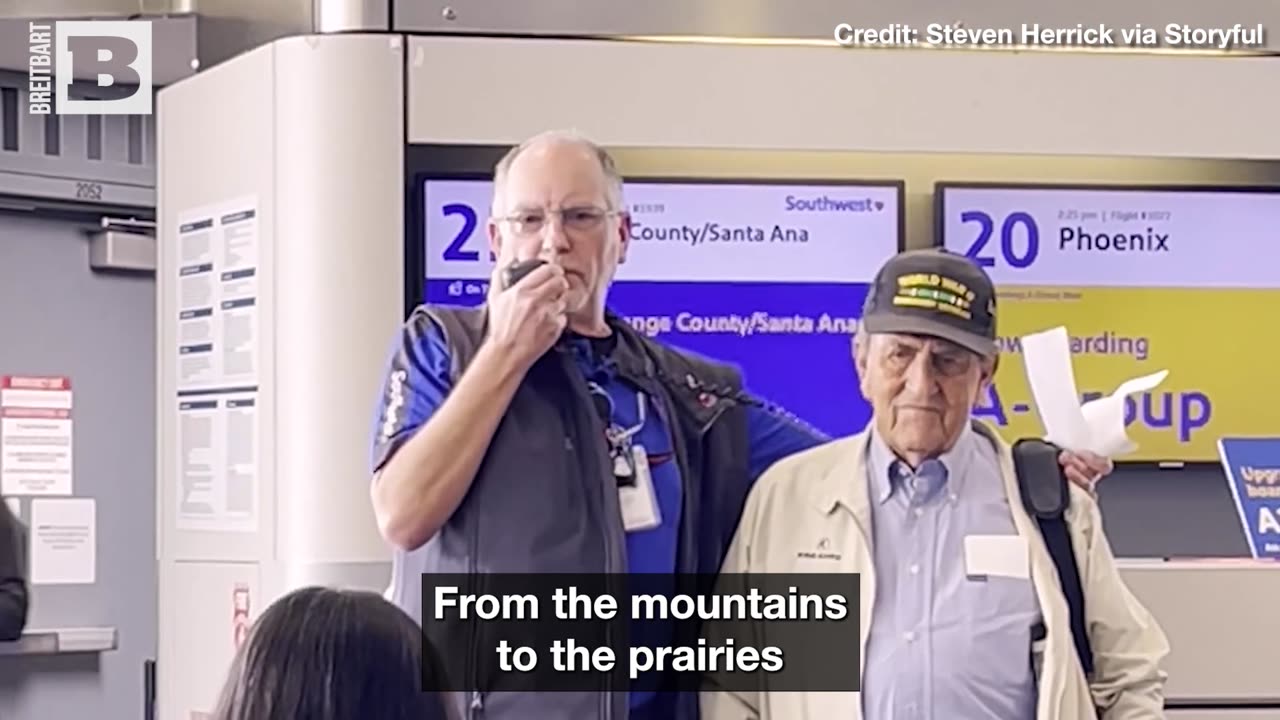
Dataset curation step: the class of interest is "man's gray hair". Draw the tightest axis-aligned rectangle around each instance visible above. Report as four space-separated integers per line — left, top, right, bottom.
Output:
491 129 625 216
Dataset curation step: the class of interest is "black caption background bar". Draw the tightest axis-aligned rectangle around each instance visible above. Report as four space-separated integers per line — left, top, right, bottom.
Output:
420 573 861 695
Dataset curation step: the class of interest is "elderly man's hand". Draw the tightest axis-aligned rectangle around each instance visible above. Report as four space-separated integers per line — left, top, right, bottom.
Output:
1058 450 1113 496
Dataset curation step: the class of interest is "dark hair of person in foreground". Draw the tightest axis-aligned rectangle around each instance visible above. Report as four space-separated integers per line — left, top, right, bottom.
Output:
0 499 29 641
211 585 453 720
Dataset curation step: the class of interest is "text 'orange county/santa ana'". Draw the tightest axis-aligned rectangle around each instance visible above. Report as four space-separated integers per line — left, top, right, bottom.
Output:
630 221 810 245
623 313 860 337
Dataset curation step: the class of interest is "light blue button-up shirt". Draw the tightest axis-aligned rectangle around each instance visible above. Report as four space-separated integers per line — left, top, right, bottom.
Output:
861 425 1042 720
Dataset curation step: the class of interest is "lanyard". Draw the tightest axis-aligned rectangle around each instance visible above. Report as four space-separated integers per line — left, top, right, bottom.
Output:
587 381 647 479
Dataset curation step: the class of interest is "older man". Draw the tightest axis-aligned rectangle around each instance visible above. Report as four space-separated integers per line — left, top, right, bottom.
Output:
371 130 829 720
369 131 1117 720
702 248 1168 720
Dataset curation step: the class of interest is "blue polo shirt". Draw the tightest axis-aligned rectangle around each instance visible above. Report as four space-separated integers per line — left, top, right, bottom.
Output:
370 317 828 720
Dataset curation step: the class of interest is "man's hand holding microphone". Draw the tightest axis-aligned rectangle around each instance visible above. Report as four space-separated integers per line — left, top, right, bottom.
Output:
369 253 570 550
485 256 571 371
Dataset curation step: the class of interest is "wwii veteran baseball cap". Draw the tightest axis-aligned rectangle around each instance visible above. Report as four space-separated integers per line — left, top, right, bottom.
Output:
860 248 998 356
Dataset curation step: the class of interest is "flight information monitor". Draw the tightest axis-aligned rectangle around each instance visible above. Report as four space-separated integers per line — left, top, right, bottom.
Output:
938 182 1280 462
420 177 904 438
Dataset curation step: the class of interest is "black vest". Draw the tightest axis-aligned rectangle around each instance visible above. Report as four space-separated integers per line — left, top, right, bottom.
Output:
395 305 752 720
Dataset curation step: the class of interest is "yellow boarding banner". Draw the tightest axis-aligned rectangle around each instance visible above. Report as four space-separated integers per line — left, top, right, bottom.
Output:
973 286 1280 462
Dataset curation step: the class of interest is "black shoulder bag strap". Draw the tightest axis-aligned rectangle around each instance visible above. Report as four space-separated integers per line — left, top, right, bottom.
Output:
1011 438 1095 677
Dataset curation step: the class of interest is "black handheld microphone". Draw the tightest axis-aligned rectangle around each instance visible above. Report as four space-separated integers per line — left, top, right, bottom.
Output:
501 258 548 290
499 258 572 355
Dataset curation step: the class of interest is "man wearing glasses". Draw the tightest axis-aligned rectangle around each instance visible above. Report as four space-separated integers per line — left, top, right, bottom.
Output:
367 131 1114 720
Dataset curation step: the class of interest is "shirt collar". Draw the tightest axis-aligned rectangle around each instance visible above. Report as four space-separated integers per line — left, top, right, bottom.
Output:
867 423 977 505
565 331 618 378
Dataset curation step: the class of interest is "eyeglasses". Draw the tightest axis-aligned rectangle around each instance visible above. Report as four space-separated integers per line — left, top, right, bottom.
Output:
496 206 620 237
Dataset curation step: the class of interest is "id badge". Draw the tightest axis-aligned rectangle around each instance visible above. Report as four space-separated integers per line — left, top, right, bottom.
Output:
618 444 661 532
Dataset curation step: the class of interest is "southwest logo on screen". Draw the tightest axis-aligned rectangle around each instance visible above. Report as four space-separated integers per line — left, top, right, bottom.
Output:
784 195 884 212
1241 466 1280 498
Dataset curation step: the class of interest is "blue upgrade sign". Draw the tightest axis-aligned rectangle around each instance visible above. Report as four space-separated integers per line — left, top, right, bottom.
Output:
1218 437 1280 559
